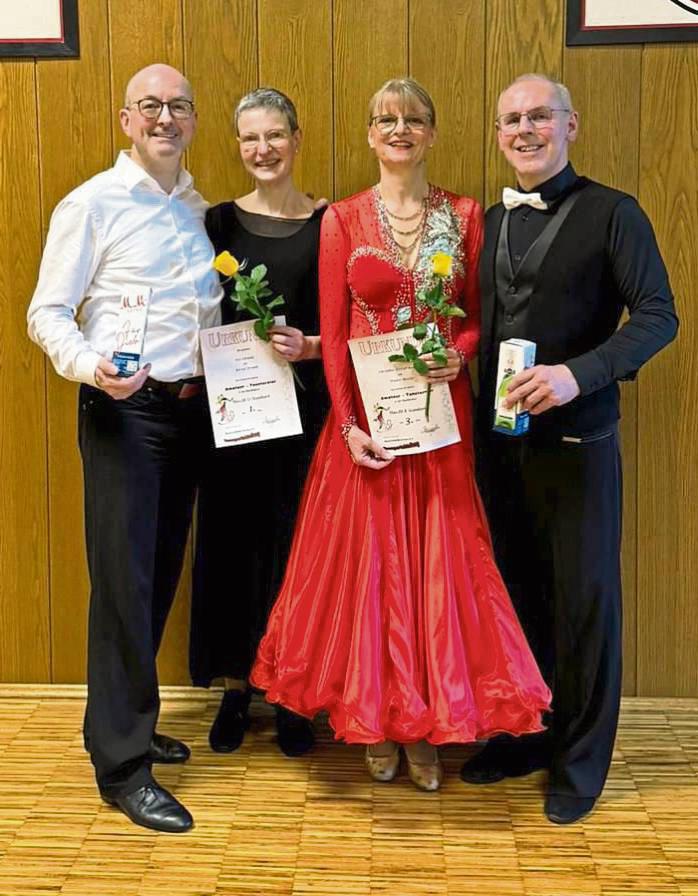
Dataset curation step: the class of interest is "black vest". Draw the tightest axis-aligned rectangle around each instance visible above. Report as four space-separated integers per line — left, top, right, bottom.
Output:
479 181 631 439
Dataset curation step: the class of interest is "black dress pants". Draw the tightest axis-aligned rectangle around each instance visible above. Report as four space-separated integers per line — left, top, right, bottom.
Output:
478 427 623 799
78 385 205 798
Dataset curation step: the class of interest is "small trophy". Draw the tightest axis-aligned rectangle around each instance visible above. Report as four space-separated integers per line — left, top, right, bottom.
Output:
112 289 151 376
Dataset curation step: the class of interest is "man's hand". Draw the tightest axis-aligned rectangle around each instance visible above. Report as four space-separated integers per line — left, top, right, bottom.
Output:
505 364 580 415
269 325 308 362
420 348 463 384
346 425 394 470
94 357 151 399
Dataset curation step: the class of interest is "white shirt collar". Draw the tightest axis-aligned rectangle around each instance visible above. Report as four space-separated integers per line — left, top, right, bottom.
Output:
114 150 193 195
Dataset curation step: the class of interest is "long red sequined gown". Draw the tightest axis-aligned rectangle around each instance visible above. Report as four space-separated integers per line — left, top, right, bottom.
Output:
250 186 551 744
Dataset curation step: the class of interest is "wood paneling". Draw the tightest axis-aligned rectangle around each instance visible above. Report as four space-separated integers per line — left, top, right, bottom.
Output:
0 63 50 682
485 0 564 206
0 0 695 695
563 44 643 695
37 0 112 683
637 45 698 696
333 0 409 199
259 0 333 203
410 0 486 201
184 0 257 206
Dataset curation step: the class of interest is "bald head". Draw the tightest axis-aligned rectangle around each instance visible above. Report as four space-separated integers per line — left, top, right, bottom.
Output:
497 73 573 115
124 64 193 107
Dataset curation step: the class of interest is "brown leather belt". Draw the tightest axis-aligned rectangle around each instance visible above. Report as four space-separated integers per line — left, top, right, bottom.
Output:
144 377 204 399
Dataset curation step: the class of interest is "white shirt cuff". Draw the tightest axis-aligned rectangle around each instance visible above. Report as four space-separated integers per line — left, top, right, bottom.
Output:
74 350 103 386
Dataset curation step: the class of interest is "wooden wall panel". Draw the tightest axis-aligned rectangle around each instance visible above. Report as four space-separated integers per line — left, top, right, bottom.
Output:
0 63 50 682
484 0 564 207
37 0 112 683
0 0 697 695
333 0 408 199
637 45 698 696
258 0 333 203
410 0 485 202
184 0 258 206
563 45 642 694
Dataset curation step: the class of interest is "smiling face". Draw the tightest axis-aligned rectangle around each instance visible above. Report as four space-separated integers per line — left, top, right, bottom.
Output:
120 65 196 172
236 106 300 185
496 78 578 190
367 92 435 170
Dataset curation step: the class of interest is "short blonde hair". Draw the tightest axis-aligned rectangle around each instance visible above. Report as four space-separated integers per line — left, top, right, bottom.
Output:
368 78 436 127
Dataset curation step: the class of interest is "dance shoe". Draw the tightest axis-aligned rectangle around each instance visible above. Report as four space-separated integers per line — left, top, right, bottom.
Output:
406 746 443 792
275 706 315 757
102 782 193 833
365 744 400 782
209 688 251 753
545 794 596 825
148 732 191 764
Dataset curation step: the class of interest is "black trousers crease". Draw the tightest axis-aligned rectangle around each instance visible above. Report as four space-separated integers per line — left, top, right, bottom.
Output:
79 385 206 798
478 428 623 799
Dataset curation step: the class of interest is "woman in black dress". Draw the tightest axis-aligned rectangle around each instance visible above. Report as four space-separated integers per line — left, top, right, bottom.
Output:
190 88 328 755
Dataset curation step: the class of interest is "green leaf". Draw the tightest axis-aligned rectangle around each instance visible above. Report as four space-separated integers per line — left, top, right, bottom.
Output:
388 354 407 362
267 295 285 309
254 319 270 340
414 358 429 375
432 349 448 366
251 264 267 282
235 279 247 293
421 338 436 354
413 323 428 340
403 343 418 361
446 305 466 317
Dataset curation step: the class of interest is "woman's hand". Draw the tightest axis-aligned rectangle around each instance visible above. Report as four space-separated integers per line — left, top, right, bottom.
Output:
269 325 308 362
346 425 394 470
420 348 463 383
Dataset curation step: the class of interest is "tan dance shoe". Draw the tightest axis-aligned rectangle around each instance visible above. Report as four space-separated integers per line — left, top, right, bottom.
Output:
365 743 400 782
405 744 444 792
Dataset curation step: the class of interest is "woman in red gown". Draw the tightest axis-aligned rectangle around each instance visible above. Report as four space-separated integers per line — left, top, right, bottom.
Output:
251 78 551 790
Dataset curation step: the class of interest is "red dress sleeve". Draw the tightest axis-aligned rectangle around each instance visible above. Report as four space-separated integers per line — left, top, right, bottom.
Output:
453 199 484 363
319 205 357 430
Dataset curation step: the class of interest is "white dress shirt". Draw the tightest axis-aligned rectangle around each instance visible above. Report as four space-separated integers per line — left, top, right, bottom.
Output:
28 151 222 385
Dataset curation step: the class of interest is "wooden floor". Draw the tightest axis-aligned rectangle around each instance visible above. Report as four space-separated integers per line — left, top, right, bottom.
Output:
0 690 696 896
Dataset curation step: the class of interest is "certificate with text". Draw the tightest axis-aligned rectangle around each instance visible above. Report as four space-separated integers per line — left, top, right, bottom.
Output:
348 328 461 456
201 318 302 448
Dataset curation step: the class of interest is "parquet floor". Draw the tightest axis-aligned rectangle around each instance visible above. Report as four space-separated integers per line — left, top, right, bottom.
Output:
0 689 696 896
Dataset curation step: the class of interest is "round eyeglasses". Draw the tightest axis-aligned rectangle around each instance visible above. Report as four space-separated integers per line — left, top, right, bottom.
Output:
370 114 431 135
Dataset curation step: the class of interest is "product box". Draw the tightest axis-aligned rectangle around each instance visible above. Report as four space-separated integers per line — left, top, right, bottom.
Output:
493 338 536 436
112 289 151 377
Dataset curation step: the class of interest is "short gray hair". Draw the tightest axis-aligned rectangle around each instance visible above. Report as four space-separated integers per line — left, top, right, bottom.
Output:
233 88 299 134
501 73 574 111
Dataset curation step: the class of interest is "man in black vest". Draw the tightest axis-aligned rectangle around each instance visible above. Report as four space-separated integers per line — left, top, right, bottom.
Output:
460 73 678 824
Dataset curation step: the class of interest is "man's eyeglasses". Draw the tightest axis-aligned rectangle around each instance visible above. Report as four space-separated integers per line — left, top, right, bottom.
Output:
129 98 195 120
370 114 431 135
496 106 570 134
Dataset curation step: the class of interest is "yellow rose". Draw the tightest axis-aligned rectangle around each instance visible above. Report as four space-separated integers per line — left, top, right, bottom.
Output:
213 250 240 277
431 252 453 278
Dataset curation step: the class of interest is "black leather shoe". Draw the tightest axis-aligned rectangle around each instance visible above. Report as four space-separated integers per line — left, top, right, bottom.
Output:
148 732 191 764
209 688 251 753
545 794 596 825
102 782 193 833
460 747 546 785
275 706 315 757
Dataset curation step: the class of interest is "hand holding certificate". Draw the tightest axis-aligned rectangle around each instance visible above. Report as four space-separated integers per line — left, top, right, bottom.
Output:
348 327 460 456
201 318 302 448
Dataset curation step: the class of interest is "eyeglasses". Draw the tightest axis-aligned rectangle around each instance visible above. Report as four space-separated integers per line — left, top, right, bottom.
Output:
496 106 570 134
237 130 292 150
370 114 431 135
129 98 195 120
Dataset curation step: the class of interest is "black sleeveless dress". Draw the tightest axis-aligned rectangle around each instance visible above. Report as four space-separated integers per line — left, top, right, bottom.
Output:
190 202 328 685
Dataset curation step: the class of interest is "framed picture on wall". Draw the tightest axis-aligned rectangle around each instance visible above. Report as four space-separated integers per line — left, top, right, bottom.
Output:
567 0 698 44
0 0 79 57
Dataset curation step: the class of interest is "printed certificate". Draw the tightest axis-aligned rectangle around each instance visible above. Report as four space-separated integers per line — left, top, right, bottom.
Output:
348 328 461 456
201 318 302 448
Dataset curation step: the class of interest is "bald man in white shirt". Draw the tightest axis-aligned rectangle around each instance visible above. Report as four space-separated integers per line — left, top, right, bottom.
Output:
28 64 221 833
